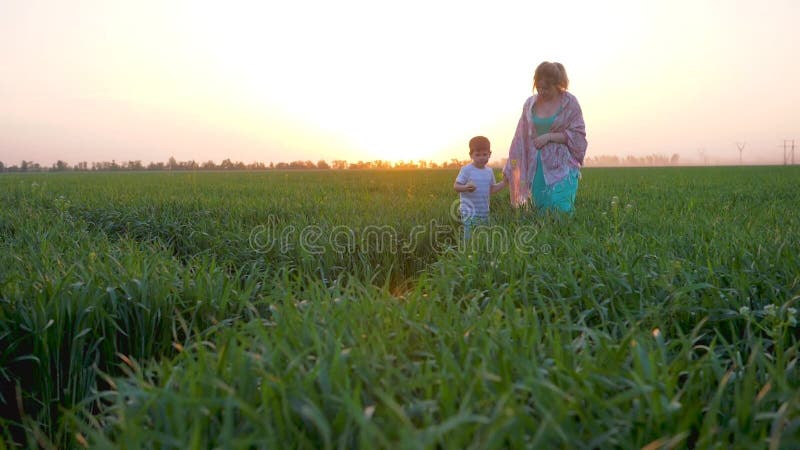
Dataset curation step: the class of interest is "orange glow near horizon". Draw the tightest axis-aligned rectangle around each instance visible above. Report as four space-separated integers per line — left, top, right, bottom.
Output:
0 0 798 167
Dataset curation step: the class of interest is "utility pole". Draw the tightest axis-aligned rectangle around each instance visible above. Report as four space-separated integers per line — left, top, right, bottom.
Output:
736 142 746 165
784 140 796 165
697 148 707 166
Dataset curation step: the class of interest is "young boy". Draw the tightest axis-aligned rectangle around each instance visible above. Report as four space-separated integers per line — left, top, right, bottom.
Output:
454 136 507 240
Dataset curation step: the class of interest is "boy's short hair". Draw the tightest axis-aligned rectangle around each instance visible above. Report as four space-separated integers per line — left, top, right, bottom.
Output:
469 136 491 155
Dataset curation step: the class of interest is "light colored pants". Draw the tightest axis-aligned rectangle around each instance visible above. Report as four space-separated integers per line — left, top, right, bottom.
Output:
462 215 489 241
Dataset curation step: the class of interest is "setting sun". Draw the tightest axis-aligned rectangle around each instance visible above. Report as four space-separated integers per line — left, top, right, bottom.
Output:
2 2 800 446
0 0 797 166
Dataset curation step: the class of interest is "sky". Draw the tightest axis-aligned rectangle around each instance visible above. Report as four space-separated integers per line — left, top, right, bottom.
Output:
1 0 798 166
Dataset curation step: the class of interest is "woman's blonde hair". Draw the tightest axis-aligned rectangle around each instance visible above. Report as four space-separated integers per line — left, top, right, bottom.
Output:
533 61 569 93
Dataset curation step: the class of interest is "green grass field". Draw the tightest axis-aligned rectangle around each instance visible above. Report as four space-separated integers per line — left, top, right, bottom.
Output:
1 167 799 449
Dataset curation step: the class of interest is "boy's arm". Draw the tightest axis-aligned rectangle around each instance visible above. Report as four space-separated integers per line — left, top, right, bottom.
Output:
490 178 508 194
454 167 476 192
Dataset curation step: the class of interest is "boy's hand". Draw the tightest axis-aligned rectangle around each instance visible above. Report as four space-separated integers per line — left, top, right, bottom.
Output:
454 182 476 193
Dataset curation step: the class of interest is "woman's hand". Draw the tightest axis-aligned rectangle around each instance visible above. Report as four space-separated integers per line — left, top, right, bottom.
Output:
533 133 550 149
534 132 566 149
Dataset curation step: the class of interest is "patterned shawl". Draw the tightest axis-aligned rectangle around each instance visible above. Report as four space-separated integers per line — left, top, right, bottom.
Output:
502 91 587 207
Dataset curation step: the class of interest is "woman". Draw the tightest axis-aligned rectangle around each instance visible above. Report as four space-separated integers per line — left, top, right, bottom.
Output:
503 61 587 213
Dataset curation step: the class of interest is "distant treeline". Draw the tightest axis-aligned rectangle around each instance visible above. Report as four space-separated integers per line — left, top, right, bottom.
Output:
0 157 476 172
584 153 681 167
0 153 683 173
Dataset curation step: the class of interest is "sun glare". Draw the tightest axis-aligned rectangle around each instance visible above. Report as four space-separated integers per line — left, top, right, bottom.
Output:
166 1 533 164
4 1 794 166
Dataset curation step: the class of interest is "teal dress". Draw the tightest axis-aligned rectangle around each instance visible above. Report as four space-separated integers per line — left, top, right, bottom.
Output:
532 106 580 213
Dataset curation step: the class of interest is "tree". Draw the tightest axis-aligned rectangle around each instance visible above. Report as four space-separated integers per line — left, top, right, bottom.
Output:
179 160 198 170
20 160 29 172
332 160 347 170
670 153 680 165
0 161 5 172
127 160 143 170
317 160 330 169
52 160 70 171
